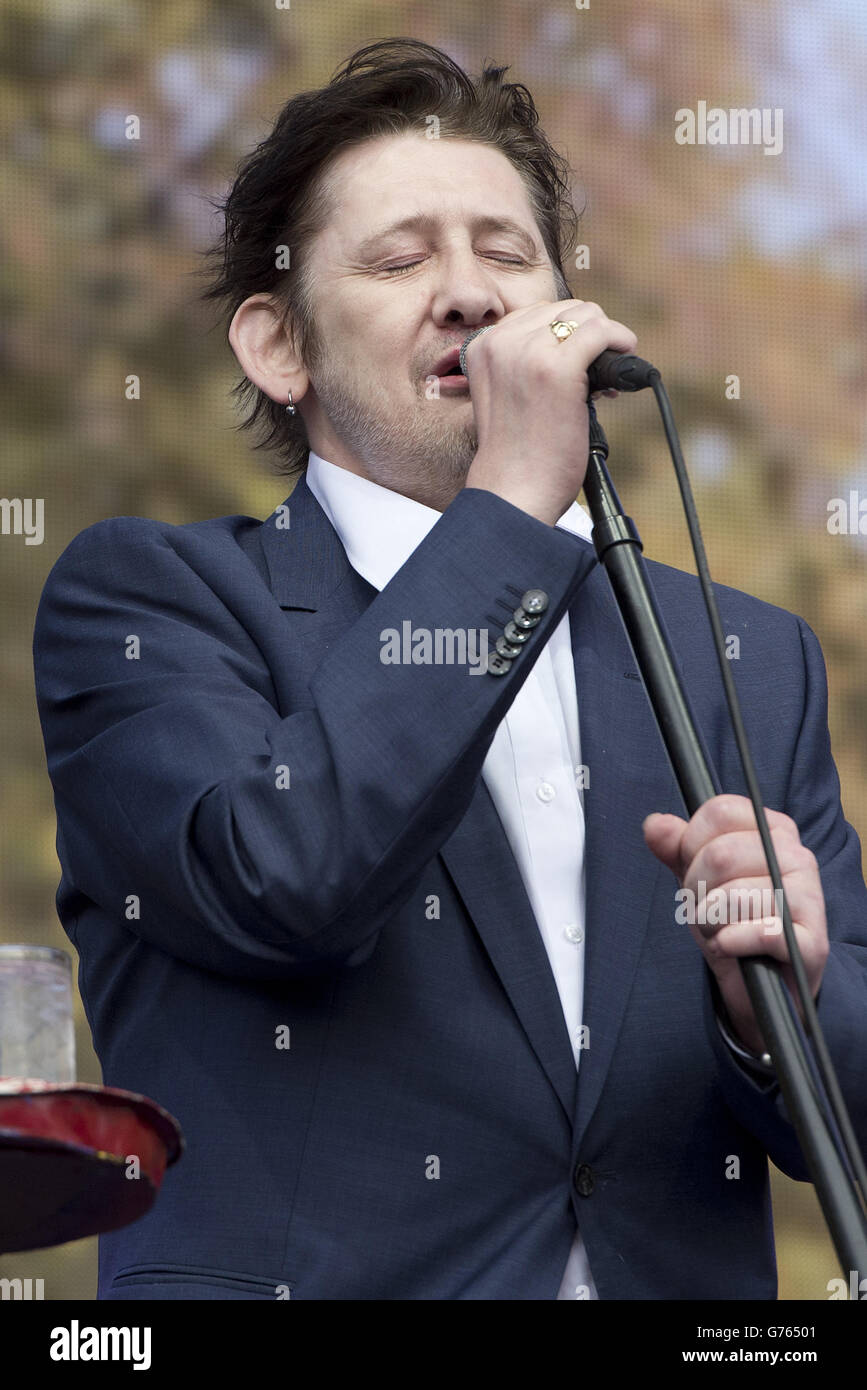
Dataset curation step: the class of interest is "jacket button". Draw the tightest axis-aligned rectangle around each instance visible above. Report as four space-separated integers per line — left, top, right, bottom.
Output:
511 606 541 630
496 635 523 659
573 1162 595 1197
487 651 513 676
503 620 532 645
521 588 549 614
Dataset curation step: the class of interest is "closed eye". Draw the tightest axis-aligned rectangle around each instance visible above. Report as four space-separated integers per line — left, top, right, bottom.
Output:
382 255 526 276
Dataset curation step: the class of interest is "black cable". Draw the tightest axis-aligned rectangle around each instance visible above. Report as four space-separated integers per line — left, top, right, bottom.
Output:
645 370 867 1209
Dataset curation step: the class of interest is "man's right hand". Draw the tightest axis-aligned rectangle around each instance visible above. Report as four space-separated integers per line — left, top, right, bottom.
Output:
462 299 639 526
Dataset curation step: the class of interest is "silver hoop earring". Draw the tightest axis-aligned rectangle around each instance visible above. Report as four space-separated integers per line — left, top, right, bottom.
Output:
285 390 296 416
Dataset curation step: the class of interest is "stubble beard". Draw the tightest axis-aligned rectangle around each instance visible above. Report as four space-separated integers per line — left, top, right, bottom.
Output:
305 340 479 510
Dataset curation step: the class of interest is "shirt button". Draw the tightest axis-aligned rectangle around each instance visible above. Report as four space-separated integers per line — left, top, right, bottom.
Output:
563 924 584 945
573 1163 595 1197
536 781 556 802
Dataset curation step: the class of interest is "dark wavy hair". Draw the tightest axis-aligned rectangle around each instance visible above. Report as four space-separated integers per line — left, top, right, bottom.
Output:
201 38 579 477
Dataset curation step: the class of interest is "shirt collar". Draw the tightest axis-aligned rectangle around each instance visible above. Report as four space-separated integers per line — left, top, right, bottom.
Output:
304 449 594 594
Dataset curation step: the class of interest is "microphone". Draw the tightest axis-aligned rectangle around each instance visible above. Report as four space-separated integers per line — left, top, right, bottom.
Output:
458 328 656 393
584 348 657 393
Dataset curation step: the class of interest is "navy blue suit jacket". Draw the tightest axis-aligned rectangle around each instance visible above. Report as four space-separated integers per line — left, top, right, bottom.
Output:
32 477 867 1299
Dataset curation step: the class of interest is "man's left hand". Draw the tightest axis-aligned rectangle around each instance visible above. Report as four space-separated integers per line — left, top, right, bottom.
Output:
643 794 828 1055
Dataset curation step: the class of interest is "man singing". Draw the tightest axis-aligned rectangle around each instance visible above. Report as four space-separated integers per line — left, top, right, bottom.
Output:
33 38 867 1299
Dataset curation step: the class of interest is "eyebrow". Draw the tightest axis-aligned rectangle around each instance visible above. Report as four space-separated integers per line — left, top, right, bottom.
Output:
351 214 542 261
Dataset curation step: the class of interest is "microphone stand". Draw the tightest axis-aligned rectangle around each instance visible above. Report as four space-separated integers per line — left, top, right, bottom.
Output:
583 406 867 1280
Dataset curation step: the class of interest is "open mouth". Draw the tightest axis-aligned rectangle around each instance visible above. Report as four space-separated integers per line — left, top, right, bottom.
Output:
435 367 468 391
429 346 470 392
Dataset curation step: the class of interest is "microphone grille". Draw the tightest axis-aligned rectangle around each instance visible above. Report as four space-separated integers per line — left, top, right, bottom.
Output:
458 325 495 378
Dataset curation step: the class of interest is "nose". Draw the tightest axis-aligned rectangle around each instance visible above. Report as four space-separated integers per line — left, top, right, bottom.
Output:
429 243 506 331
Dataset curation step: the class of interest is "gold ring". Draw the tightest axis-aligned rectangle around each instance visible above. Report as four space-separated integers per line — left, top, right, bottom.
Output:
550 319 580 342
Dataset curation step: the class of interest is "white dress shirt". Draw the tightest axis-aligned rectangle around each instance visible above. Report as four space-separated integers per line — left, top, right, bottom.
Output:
304 450 598 1300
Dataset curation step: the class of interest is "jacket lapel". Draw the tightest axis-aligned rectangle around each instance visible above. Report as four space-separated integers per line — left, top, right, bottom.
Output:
439 783 583 1124
567 562 682 1146
258 475 354 611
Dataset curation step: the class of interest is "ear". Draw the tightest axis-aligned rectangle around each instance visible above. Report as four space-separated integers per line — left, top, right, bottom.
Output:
228 293 309 406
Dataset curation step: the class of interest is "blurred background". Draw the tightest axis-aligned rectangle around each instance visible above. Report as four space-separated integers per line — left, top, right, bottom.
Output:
1 0 866 1299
